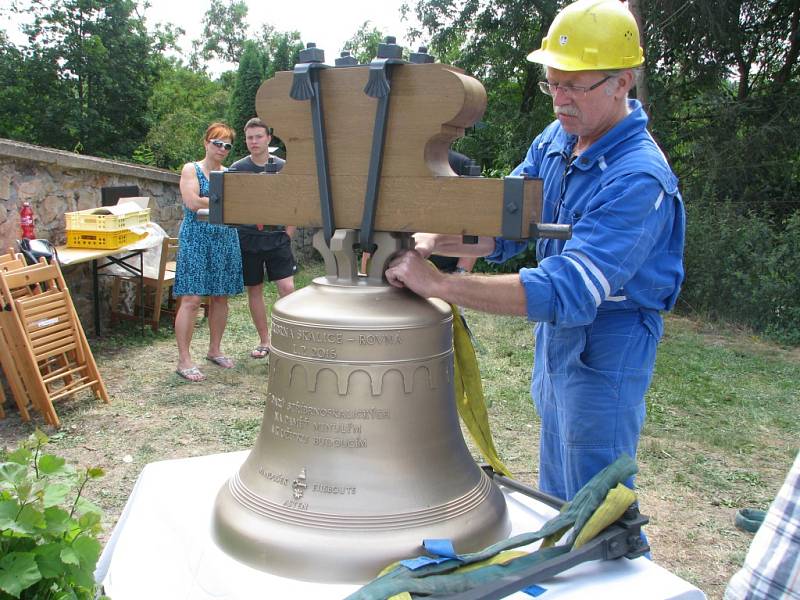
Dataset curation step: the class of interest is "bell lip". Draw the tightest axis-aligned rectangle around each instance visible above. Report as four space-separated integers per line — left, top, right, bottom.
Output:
211 474 512 584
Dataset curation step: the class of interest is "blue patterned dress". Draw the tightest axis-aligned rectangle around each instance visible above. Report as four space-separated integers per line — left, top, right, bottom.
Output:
174 163 243 296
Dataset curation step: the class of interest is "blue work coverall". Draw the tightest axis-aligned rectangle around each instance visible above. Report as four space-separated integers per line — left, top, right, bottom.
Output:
487 100 686 501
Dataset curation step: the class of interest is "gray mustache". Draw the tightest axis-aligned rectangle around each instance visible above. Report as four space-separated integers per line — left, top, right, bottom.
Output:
555 106 580 117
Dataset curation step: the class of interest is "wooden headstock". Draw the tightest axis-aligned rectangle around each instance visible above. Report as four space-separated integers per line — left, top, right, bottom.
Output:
212 61 542 239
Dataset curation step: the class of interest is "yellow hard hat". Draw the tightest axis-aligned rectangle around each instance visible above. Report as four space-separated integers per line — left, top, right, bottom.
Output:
528 0 644 71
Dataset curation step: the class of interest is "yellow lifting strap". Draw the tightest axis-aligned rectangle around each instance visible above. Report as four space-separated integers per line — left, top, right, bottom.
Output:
450 304 512 478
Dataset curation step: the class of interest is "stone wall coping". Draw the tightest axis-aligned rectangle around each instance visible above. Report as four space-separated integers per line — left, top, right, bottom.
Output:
0 138 180 184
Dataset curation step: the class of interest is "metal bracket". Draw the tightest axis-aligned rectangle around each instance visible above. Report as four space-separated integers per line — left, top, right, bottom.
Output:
313 229 410 285
409 46 435 64
290 44 335 244
366 231 412 284
501 176 527 241
329 229 359 283
208 171 224 224
530 223 573 240
359 37 406 255
501 176 572 241
335 51 359 67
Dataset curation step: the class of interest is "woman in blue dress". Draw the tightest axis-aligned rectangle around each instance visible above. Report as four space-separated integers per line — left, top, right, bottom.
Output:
174 122 244 381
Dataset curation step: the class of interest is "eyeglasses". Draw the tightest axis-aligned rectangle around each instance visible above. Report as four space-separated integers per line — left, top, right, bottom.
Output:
538 76 613 98
210 139 232 150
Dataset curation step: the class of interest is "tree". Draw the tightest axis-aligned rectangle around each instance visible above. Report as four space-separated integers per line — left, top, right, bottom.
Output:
259 28 303 78
143 59 230 170
342 21 384 64
191 0 249 68
227 40 267 157
408 0 561 170
1 0 158 158
642 0 800 221
627 0 650 114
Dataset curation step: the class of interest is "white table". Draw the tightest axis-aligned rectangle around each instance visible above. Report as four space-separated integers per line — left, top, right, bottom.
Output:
56 244 145 335
97 452 706 600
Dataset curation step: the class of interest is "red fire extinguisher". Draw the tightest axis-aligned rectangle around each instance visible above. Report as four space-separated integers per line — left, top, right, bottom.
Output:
20 201 35 240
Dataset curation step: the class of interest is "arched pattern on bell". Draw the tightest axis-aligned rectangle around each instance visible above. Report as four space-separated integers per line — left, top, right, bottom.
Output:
212 233 510 583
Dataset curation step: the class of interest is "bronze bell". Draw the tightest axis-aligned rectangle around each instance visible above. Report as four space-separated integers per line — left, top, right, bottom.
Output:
212 231 510 583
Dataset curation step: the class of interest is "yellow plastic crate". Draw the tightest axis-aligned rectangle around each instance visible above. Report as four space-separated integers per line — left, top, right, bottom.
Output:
66 229 148 250
65 206 150 231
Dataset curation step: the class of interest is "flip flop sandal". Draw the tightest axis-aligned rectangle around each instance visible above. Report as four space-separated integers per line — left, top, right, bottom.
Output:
206 355 235 369
251 345 270 359
175 366 206 382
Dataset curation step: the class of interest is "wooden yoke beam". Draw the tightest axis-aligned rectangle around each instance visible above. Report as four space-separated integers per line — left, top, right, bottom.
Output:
212 62 543 238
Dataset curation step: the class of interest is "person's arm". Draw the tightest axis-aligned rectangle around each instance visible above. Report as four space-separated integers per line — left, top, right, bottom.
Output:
385 249 527 316
413 234 495 259
179 163 208 212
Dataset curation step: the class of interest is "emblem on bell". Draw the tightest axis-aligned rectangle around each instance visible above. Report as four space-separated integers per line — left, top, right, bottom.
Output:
212 231 511 583
292 468 307 499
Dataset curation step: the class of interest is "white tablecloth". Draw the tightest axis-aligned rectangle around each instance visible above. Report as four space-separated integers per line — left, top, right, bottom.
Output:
97 451 706 600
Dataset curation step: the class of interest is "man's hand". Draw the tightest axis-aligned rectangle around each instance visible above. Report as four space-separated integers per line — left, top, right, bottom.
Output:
385 249 443 298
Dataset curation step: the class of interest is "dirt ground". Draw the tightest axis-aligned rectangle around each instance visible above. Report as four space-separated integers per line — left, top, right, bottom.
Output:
0 300 795 600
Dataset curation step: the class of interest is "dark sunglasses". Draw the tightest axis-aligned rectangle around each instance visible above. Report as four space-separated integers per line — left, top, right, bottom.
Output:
210 139 232 150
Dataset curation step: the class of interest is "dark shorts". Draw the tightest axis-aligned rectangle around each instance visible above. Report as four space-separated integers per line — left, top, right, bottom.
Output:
241 243 296 286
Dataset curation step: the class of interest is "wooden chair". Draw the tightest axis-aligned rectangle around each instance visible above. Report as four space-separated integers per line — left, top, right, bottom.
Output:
0 259 109 427
0 249 41 421
111 237 207 331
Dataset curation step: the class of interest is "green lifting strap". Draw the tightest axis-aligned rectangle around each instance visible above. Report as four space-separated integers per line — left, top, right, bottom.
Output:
345 454 639 600
450 304 511 477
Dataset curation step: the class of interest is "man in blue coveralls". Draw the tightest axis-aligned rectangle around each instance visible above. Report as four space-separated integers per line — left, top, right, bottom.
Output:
386 0 686 502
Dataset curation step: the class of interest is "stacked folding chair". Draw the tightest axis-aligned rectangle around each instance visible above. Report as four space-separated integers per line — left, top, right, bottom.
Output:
0 248 34 421
0 252 109 427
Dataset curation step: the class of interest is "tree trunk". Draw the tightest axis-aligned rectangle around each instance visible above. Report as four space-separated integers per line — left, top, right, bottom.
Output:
626 0 651 117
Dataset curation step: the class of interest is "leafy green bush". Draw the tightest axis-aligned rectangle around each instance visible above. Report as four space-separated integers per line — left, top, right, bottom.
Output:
680 203 800 345
473 244 538 274
0 431 108 600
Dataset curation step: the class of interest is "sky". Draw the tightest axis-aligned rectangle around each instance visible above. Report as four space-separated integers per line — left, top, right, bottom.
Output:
5 0 424 75
144 0 422 74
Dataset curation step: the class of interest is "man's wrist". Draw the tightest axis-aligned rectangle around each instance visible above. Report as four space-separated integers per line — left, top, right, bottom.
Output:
454 266 468 274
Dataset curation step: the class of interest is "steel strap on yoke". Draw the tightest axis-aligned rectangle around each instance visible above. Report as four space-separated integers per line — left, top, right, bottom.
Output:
360 54 406 254
290 51 334 244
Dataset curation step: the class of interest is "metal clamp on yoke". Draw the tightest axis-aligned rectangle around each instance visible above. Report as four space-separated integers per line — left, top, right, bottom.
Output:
502 175 572 241
359 37 406 255
290 43 335 244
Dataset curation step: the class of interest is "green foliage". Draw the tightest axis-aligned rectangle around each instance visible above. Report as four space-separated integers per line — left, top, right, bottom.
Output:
681 204 800 345
144 60 230 170
132 143 156 166
0 0 158 158
642 0 800 342
225 29 302 153
0 431 107 600
227 41 268 158
191 0 250 66
411 0 800 342
409 0 559 171
342 22 385 64
260 29 304 78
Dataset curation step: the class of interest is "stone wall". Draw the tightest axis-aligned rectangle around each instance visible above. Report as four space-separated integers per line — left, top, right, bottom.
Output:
0 138 316 334
0 138 185 333
0 138 184 248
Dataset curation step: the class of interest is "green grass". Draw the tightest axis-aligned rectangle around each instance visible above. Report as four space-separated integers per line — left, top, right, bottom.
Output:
646 320 800 455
